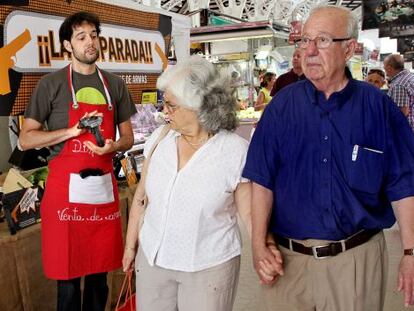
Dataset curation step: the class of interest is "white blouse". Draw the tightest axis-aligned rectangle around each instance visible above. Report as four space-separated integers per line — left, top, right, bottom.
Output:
139 126 249 272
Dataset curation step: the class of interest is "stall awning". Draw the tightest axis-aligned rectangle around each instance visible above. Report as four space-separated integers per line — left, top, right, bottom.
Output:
190 20 288 43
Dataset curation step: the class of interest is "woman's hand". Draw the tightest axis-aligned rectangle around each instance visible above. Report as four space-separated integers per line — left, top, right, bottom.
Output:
257 243 284 285
122 247 137 272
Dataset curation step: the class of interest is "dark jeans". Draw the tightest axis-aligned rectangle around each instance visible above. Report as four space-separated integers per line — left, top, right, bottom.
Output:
57 272 108 311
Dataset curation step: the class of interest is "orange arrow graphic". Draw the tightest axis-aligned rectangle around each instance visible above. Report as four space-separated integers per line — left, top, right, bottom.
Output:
155 43 168 70
0 29 32 95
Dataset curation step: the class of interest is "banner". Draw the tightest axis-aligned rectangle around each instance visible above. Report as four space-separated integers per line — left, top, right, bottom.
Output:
397 36 414 61
370 49 380 61
288 21 302 45
362 0 381 30
363 0 414 37
0 0 172 116
354 42 364 56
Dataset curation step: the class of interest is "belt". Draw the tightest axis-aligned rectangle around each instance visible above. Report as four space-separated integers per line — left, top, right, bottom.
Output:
276 229 381 259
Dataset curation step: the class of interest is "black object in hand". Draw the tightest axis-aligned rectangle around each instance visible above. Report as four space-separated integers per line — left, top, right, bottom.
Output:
78 116 105 147
79 168 104 179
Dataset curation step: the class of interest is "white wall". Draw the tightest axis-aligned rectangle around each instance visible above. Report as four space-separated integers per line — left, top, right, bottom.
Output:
358 28 397 54
211 40 249 55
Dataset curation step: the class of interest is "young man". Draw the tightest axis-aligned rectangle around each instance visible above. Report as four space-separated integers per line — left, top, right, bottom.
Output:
244 5 414 311
19 12 136 311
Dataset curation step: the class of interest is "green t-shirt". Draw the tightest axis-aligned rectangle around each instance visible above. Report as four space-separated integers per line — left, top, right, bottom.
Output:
25 67 136 159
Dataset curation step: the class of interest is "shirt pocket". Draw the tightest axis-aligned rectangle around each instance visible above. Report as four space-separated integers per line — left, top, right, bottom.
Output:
347 145 384 194
69 173 115 204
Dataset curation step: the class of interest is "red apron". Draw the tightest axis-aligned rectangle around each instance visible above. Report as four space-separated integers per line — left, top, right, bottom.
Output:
41 65 123 280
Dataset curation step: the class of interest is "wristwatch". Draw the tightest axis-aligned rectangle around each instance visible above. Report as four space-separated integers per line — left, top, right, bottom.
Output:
404 248 414 256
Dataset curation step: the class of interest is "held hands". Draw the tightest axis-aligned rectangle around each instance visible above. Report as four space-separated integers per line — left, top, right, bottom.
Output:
398 255 414 307
253 242 284 286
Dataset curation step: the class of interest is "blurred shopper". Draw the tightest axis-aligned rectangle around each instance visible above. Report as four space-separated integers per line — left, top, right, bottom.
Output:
244 5 414 310
122 55 251 311
270 48 305 96
19 12 135 311
384 54 414 131
254 72 276 111
366 68 386 89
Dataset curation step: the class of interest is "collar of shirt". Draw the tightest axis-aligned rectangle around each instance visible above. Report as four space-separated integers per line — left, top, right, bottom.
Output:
304 74 355 111
290 69 306 81
389 69 408 84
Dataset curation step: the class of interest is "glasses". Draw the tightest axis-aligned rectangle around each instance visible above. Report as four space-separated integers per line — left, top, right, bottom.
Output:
162 100 180 114
296 35 351 49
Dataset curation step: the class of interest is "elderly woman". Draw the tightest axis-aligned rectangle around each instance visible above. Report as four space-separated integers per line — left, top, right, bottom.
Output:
122 55 251 311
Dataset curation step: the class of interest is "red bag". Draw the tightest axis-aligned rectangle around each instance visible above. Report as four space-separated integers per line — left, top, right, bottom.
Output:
115 271 136 311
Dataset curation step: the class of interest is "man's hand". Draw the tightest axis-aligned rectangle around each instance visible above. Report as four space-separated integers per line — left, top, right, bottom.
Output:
398 255 414 307
70 110 103 139
253 243 284 286
83 138 118 155
258 244 284 285
392 197 414 307
19 111 100 151
68 120 85 138
80 110 119 155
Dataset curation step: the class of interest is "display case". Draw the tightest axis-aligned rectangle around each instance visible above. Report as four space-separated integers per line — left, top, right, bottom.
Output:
126 100 165 176
214 59 256 108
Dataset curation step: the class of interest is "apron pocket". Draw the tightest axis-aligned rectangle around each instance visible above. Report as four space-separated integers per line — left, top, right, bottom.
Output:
69 173 115 204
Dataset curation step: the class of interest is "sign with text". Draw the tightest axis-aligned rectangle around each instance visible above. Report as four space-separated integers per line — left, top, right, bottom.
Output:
5 11 166 73
288 21 302 45
0 0 172 115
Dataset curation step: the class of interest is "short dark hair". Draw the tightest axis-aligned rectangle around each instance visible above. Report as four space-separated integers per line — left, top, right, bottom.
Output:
59 11 101 45
260 72 276 88
367 68 385 79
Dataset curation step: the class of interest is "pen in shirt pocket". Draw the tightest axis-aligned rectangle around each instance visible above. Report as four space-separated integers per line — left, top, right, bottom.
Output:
352 145 383 162
362 146 383 154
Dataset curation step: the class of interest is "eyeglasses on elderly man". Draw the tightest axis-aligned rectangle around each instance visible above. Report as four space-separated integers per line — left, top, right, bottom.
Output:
296 35 352 49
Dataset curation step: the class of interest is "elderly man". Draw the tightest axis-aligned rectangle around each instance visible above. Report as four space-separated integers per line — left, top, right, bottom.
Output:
270 48 304 96
384 54 414 131
243 5 414 311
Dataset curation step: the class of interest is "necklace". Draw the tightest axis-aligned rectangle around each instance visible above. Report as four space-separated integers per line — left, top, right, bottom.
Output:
182 134 210 147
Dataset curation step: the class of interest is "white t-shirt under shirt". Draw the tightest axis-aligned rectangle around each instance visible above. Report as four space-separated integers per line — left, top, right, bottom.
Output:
139 126 249 272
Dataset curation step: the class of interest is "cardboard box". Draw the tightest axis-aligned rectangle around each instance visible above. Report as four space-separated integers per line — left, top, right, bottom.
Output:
2 186 43 235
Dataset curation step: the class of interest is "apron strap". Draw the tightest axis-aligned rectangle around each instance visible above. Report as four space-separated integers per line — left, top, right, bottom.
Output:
68 64 113 111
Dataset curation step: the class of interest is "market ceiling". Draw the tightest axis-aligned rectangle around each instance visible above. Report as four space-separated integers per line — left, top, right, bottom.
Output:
159 0 362 27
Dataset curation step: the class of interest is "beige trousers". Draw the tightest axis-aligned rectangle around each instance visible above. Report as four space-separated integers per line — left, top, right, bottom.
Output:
262 232 388 311
135 248 240 311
